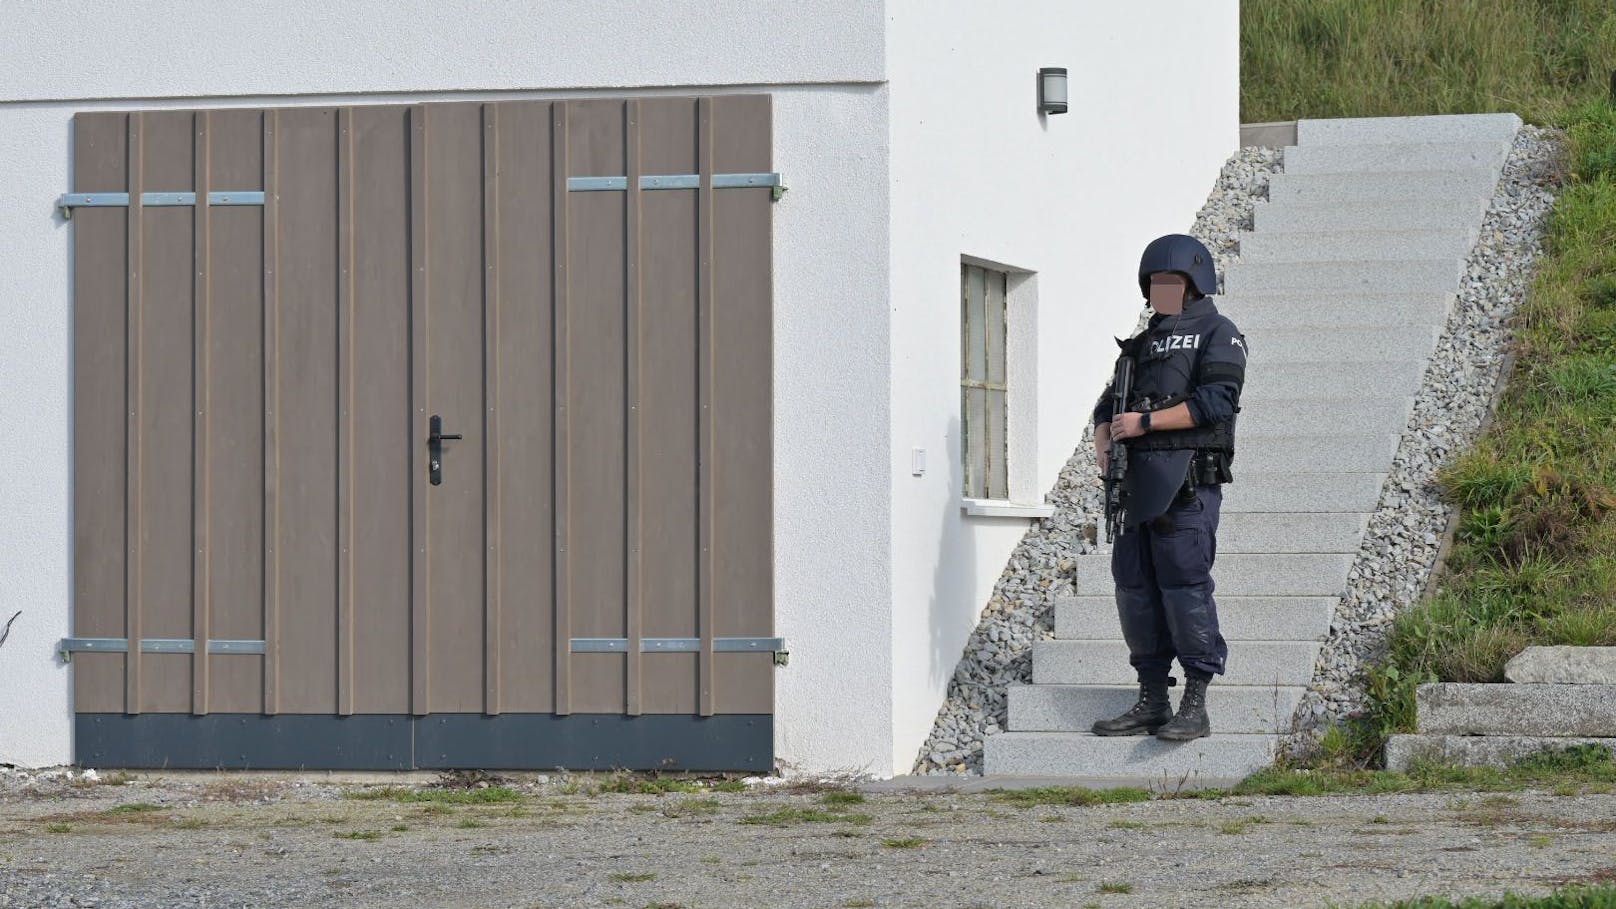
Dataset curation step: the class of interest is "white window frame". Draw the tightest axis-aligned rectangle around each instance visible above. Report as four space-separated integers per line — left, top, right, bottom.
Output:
959 256 1050 518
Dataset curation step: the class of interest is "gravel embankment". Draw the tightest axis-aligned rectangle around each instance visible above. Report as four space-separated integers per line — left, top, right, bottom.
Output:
2 771 1613 909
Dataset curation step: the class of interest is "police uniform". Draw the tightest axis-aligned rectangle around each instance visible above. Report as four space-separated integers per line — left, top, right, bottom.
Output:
1089 234 1247 741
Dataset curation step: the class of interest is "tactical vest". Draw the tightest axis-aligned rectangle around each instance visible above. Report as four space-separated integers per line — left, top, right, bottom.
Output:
1116 303 1237 456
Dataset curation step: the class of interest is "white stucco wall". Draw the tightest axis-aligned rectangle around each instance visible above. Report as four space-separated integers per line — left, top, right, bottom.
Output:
0 1 893 772
884 1 1240 774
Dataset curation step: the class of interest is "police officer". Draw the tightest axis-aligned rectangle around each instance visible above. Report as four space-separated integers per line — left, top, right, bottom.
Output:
1089 233 1247 741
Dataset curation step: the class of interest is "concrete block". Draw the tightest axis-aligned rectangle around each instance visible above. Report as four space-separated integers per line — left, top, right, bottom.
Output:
1283 140 1509 176
1239 361 1426 399
1238 227 1477 263
1224 260 1462 296
1221 472 1386 514
1504 646 1616 684
1385 734 1616 772
1234 433 1400 473
1254 198 1488 233
1243 325 1442 363
984 731 1278 780
1416 683 1616 737
1075 552 1351 598
1217 511 1368 553
1056 596 1336 642
1217 294 1454 330
1008 683 1305 734
1236 395 1413 436
1032 640 1322 686
1296 113 1520 146
1264 173 1499 207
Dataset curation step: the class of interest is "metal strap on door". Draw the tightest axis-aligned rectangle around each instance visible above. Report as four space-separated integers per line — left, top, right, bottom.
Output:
56 191 266 218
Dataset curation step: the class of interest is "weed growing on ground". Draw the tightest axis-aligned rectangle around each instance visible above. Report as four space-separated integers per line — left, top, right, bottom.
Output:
881 836 927 848
1355 882 1616 907
821 791 866 806
332 830 380 840
608 872 656 883
343 785 522 805
737 806 873 827
986 786 1152 808
1098 881 1135 894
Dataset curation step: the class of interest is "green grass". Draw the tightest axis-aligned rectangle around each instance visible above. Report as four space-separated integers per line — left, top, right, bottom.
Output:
1244 1 1616 769
1357 884 1616 908
737 806 874 827
608 872 656 883
1098 882 1135 894
1242 0 1616 125
332 830 381 840
985 786 1153 808
342 785 522 804
105 803 163 814
880 836 928 849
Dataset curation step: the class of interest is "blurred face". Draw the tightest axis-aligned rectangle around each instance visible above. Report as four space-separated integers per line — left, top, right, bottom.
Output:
1148 272 1190 315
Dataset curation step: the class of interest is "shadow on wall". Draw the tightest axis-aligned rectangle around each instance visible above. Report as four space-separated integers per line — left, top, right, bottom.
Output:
928 414 976 705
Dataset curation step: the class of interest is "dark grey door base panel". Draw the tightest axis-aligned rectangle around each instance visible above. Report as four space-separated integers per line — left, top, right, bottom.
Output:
75 714 774 772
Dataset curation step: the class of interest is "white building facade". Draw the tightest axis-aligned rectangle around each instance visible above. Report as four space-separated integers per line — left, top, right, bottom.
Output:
0 1 1238 775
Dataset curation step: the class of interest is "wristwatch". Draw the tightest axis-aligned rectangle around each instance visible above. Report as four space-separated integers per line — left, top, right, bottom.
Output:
1140 411 1152 433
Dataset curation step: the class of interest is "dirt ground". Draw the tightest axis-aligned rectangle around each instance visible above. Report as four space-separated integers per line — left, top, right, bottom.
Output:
1 771 1613 909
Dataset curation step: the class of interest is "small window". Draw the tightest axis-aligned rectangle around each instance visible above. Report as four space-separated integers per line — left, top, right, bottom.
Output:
961 263 1008 500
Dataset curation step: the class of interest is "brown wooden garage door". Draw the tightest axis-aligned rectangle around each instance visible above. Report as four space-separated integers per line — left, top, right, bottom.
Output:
65 96 778 770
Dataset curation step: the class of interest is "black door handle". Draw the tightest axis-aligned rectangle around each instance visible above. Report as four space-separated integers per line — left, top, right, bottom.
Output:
428 414 462 486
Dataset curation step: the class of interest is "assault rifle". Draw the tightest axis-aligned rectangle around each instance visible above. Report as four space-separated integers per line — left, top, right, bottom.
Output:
1103 345 1134 543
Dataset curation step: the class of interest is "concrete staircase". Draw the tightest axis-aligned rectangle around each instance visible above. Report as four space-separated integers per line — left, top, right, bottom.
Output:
985 113 1522 783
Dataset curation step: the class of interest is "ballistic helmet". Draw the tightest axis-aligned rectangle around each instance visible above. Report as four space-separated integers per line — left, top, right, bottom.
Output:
1137 234 1218 299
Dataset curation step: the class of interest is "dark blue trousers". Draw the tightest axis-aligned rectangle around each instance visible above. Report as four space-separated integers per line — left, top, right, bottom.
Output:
1110 484 1228 680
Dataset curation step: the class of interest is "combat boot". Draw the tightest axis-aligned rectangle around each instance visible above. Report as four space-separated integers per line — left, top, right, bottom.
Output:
1156 673 1211 741
1091 678 1173 736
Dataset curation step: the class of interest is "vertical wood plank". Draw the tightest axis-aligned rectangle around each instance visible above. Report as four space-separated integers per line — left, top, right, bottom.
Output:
409 104 430 716
336 107 356 716
262 110 280 715
191 111 212 715
695 98 716 718
623 100 643 716
551 101 572 716
482 102 502 715
124 112 145 716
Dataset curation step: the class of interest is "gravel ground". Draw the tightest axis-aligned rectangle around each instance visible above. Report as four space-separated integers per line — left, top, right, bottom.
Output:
2 772 1613 908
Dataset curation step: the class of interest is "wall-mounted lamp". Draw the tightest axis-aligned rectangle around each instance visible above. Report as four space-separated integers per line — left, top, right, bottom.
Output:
1038 67 1068 115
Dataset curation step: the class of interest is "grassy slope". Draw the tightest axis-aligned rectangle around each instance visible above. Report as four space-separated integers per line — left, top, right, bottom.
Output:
1239 1 1616 762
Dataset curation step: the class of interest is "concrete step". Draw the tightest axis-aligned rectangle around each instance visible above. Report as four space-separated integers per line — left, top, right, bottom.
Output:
1239 361 1426 398
1296 113 1521 146
1283 140 1509 176
1254 198 1487 233
1386 734 1616 772
1237 396 1413 435
1008 683 1306 734
1219 511 1367 553
1032 640 1322 686
1239 227 1476 263
1056 596 1337 642
1244 325 1441 363
984 731 1278 780
1219 297 1452 331
1415 683 1616 738
1075 552 1351 598
1221 472 1386 514
1264 173 1499 207
1225 260 1461 296
1233 433 1399 473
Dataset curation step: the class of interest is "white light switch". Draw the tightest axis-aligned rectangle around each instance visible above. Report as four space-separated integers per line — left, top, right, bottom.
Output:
911 448 926 476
